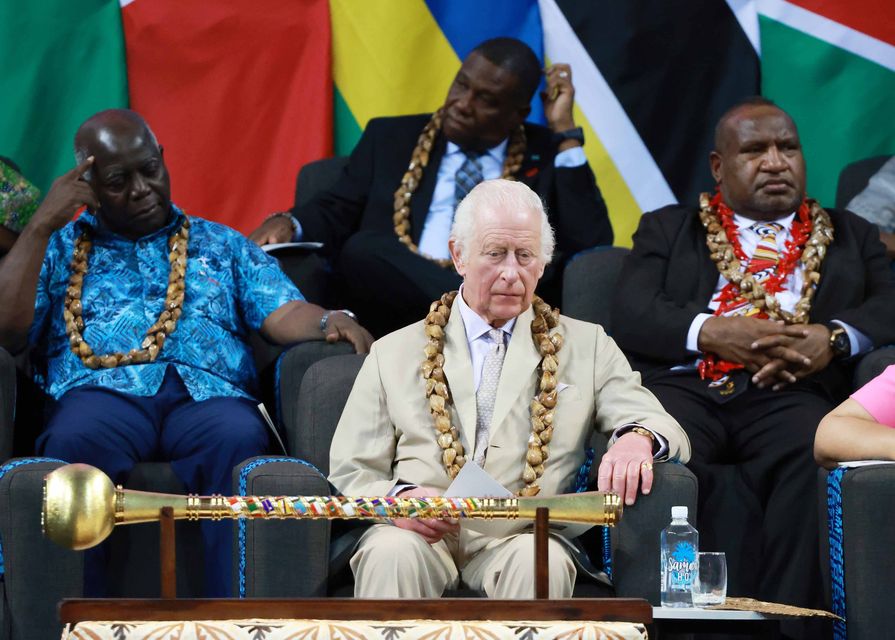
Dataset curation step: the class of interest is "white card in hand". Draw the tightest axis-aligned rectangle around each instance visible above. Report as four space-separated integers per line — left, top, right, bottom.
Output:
444 462 513 498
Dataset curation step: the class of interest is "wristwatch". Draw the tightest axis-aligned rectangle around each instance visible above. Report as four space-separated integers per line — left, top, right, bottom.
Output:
629 426 659 455
552 126 584 146
827 324 851 359
320 309 357 333
266 211 300 239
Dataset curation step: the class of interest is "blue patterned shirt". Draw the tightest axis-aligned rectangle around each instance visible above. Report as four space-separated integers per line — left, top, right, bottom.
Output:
29 205 304 401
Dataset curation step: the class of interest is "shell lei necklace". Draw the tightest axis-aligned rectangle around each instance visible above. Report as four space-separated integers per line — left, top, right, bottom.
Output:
64 218 190 369
392 109 527 268
697 191 833 380
422 291 562 496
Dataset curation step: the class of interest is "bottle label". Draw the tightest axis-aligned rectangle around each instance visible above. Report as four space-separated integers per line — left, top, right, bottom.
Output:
667 541 697 589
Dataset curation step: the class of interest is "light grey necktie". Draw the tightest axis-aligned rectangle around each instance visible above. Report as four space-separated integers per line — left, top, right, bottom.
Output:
474 328 506 466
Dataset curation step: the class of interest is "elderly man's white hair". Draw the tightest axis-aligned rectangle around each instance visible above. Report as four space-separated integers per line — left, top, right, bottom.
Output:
450 179 555 264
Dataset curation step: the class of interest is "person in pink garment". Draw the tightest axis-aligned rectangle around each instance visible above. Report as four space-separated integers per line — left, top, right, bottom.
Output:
815 364 895 467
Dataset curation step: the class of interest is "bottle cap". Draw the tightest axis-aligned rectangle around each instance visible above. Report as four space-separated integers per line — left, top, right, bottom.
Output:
671 506 688 519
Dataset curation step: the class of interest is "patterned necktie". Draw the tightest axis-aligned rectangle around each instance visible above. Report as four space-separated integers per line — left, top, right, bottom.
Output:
474 328 506 466
727 221 784 317
454 151 483 208
747 222 784 276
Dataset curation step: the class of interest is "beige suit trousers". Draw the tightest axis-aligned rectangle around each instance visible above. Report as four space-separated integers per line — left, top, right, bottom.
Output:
351 524 576 598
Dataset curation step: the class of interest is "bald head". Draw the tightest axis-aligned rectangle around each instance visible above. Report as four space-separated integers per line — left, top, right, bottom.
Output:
74 109 172 240
709 99 806 222
75 109 159 168
712 97 795 153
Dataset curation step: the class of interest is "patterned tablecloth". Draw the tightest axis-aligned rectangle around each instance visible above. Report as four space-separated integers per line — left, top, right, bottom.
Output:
61 618 648 639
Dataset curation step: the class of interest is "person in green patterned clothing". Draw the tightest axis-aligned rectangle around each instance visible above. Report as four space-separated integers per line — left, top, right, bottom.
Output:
0 156 41 255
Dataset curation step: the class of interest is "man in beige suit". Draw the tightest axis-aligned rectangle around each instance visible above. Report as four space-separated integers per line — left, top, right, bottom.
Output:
329 179 690 598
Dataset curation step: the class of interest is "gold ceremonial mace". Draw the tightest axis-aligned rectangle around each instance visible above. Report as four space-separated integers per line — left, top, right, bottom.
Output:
42 463 623 550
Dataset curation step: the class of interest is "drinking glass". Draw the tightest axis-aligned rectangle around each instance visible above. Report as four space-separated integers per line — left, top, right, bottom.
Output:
692 552 727 606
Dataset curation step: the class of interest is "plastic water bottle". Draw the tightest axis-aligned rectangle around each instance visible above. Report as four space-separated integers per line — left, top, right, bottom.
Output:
660 505 698 607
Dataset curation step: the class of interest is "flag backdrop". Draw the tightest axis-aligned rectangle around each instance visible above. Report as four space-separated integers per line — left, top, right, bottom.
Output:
1 0 892 241
120 0 332 232
0 0 128 194
758 0 895 208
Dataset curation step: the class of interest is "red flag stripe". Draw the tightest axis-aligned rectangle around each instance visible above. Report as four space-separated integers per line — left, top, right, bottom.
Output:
785 0 895 47
122 0 332 234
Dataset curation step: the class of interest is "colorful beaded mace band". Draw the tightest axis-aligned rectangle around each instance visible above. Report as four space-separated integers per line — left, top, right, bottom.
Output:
219 495 491 521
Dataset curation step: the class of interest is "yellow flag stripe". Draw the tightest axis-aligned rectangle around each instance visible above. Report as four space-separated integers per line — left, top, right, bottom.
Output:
330 0 460 129
572 102 640 247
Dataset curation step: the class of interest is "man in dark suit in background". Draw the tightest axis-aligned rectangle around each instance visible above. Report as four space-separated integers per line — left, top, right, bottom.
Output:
251 37 612 335
611 97 895 639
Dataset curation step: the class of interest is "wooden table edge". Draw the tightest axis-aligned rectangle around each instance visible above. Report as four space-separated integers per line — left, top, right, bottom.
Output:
60 598 653 624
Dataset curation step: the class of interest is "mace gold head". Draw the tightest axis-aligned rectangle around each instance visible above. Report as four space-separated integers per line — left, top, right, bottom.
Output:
42 463 116 550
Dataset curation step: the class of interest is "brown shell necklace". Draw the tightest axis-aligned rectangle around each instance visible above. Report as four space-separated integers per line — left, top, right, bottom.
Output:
392 109 527 268
421 291 562 496
64 218 189 369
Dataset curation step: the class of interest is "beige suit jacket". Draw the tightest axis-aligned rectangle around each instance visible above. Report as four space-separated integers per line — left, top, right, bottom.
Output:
329 299 690 559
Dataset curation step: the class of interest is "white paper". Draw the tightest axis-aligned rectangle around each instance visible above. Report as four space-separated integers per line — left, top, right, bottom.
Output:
443 463 595 539
261 241 324 253
837 459 895 468
444 462 513 498
257 403 287 454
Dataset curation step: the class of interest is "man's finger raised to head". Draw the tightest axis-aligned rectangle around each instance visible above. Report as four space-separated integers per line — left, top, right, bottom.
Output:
69 181 98 209
71 156 94 179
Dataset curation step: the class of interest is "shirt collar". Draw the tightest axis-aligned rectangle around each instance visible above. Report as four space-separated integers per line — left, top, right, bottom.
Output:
75 203 185 240
732 211 795 231
455 285 517 345
446 139 508 164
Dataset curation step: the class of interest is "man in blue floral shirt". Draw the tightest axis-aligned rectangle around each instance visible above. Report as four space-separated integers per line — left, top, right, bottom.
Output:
0 109 373 596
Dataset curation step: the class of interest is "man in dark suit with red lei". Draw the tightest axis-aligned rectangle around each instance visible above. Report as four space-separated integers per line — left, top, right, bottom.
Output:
251 37 612 336
611 97 895 639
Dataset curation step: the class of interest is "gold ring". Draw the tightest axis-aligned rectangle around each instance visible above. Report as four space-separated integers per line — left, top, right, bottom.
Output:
641 462 653 471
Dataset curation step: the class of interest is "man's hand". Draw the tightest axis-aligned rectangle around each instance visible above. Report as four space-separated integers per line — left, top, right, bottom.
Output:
324 311 374 354
880 231 895 260
248 214 294 246
597 431 654 506
393 486 459 544
542 64 577 139
698 316 810 380
750 323 834 389
32 157 98 235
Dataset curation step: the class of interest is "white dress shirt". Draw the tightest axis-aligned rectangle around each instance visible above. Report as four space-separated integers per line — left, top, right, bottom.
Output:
455 286 516 390
292 138 587 258
417 141 586 260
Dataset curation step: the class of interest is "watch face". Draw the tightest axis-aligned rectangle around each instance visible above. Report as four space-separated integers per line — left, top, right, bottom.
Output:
832 331 850 356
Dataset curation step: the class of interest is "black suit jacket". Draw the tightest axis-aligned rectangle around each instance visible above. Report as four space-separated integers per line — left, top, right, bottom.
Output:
293 114 612 262
611 204 895 393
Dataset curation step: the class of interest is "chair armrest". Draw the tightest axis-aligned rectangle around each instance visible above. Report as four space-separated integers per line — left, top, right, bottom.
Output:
611 462 698 604
232 457 331 597
821 465 895 639
0 458 82 640
279 347 361 469
853 346 895 389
